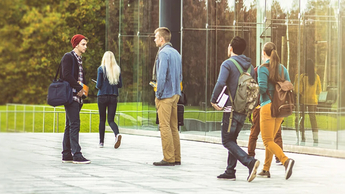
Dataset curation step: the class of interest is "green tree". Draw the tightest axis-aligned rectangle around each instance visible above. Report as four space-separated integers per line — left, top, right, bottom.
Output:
0 0 106 104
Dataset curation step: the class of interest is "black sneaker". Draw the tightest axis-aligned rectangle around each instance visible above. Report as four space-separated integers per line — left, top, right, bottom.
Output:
284 158 295 180
153 160 175 166
247 159 260 182
62 155 73 163
217 172 236 180
73 156 91 164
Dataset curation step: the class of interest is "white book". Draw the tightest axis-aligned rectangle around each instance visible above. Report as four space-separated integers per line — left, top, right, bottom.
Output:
216 86 229 108
217 93 229 108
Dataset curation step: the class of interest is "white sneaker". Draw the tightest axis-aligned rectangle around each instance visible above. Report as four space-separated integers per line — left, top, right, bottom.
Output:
99 143 104 148
114 134 122 149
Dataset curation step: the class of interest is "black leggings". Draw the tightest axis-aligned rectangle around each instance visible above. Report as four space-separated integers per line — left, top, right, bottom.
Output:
97 95 119 143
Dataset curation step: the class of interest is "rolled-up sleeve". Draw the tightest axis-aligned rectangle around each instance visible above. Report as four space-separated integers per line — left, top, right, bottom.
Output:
156 53 169 99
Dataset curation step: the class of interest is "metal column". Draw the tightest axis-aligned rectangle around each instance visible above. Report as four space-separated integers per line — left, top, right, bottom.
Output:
159 0 181 53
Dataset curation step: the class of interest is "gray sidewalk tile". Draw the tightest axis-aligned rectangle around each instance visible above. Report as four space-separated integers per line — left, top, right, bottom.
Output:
0 133 345 194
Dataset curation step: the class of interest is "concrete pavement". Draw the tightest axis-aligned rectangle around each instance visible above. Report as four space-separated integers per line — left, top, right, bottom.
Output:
0 133 345 194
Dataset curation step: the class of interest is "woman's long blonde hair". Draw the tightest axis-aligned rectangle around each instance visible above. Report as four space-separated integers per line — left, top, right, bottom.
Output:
101 51 121 85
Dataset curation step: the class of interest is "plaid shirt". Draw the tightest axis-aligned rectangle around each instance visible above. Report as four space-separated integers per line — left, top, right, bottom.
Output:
71 51 84 104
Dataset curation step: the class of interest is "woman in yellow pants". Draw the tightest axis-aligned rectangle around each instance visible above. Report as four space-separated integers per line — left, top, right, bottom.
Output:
257 42 295 180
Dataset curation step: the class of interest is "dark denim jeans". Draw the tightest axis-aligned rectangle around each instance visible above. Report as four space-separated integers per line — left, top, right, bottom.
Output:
62 101 83 158
221 112 255 175
97 95 119 143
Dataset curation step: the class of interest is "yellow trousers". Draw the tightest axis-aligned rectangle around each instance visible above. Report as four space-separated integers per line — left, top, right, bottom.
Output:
260 103 288 171
155 95 181 163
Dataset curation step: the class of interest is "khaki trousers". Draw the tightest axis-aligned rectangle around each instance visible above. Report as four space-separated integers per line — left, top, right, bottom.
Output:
155 95 181 163
260 103 289 171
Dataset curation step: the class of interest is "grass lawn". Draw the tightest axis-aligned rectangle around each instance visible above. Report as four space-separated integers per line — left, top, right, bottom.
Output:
0 103 342 132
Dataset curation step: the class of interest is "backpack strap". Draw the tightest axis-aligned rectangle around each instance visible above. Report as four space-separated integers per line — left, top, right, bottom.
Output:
229 58 252 74
226 58 253 132
267 64 285 101
227 58 252 106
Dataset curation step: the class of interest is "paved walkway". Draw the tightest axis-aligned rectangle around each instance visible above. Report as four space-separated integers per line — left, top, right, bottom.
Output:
1 133 345 194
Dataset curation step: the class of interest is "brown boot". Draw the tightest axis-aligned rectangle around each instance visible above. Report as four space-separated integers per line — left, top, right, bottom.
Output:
153 160 175 166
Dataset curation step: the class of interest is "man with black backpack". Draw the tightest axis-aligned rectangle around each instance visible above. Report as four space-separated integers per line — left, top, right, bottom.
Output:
211 36 260 182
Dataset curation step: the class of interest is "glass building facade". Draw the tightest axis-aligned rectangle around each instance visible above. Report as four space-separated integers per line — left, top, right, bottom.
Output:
106 0 345 151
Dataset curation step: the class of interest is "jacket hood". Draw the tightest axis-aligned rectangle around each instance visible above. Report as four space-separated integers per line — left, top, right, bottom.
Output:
231 55 252 70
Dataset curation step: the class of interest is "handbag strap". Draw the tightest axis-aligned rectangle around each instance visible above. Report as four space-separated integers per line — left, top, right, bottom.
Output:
54 53 75 81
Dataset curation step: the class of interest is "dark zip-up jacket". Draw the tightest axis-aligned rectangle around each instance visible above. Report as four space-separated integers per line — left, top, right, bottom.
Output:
211 55 256 107
60 52 84 93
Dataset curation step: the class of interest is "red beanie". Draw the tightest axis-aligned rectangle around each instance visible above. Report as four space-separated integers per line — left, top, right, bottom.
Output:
71 34 87 48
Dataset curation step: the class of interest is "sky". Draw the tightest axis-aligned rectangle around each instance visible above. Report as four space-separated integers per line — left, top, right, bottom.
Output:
226 0 333 13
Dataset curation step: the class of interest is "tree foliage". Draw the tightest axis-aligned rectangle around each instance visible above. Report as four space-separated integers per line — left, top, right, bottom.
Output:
106 0 159 104
3 0 343 109
0 0 106 104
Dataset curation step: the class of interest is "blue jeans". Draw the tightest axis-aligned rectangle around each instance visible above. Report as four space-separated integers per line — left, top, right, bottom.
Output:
97 95 119 143
62 101 83 158
221 112 255 175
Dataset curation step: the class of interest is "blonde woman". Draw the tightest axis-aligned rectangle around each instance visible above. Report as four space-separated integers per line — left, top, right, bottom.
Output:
96 51 122 149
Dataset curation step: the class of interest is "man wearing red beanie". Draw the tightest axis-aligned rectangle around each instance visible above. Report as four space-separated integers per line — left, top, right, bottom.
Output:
61 34 90 164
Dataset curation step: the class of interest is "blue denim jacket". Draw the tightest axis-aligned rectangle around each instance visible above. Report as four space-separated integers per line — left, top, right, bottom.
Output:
155 45 182 99
96 66 122 96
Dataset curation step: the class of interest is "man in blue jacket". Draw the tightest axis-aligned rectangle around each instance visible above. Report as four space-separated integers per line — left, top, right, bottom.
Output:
210 36 259 182
153 27 183 166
